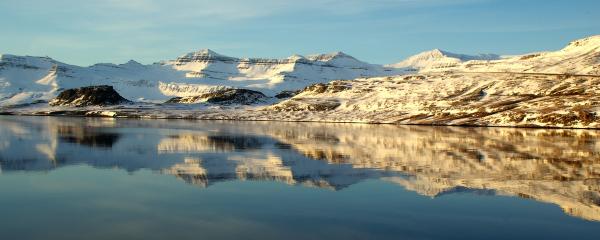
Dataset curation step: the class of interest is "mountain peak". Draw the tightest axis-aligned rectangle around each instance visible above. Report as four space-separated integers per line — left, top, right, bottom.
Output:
389 49 500 69
309 51 353 61
419 49 449 58
121 60 143 67
0 54 24 61
305 51 372 68
563 35 600 51
331 51 351 57
287 54 307 61
388 49 460 69
176 49 237 62
195 49 219 55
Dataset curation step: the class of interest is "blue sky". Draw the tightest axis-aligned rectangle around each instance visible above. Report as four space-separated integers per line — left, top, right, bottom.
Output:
0 0 598 65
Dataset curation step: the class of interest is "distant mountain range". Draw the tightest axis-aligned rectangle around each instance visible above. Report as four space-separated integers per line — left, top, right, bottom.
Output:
2 35 600 128
265 35 600 127
3 35 597 107
0 49 399 106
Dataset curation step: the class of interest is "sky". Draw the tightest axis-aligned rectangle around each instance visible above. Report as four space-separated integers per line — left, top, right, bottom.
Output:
0 0 599 66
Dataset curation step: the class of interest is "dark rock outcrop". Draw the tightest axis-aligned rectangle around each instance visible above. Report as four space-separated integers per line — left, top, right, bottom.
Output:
275 90 300 99
270 99 341 112
301 82 351 94
166 88 267 105
49 85 130 107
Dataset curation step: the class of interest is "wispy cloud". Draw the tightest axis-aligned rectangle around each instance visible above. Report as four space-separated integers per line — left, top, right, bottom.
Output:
96 0 487 18
8 0 487 24
4 0 594 66
1 0 489 34
0 0 488 59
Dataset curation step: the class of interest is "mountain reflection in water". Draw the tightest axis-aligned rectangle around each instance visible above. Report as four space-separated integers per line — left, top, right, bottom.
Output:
0 116 599 221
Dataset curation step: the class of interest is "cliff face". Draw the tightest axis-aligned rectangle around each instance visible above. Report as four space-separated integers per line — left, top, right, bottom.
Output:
166 88 267 105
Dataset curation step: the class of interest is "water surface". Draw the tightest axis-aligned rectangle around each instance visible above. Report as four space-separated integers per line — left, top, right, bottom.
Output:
1 116 599 239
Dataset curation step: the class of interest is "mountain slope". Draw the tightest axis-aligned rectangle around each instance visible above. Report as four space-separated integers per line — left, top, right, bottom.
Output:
387 35 600 75
416 35 600 74
264 71 600 127
3 35 600 129
387 49 500 70
0 50 398 106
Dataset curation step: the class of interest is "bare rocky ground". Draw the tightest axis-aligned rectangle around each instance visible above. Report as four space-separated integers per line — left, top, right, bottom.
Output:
165 88 267 105
265 72 600 128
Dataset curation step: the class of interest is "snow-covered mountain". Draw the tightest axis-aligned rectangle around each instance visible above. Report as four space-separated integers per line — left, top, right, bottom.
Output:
390 35 600 74
0 49 398 106
449 35 600 74
3 35 598 108
386 49 501 70
3 35 600 129
259 35 600 127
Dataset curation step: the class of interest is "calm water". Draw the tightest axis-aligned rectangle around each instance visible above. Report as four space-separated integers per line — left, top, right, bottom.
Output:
1 116 599 240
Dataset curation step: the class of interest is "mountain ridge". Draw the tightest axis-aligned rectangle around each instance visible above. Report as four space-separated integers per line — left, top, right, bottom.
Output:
386 49 501 69
1 35 599 109
0 49 397 106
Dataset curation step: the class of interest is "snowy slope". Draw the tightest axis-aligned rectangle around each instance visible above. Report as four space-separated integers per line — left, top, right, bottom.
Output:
387 35 600 75
386 49 500 70
264 36 600 127
450 35 600 74
3 34 600 128
394 35 600 74
0 50 398 106
263 72 600 128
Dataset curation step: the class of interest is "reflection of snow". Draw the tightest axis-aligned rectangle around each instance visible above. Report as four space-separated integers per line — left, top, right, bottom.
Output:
1 116 600 221
157 134 216 153
230 154 295 184
259 123 600 221
162 158 208 187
